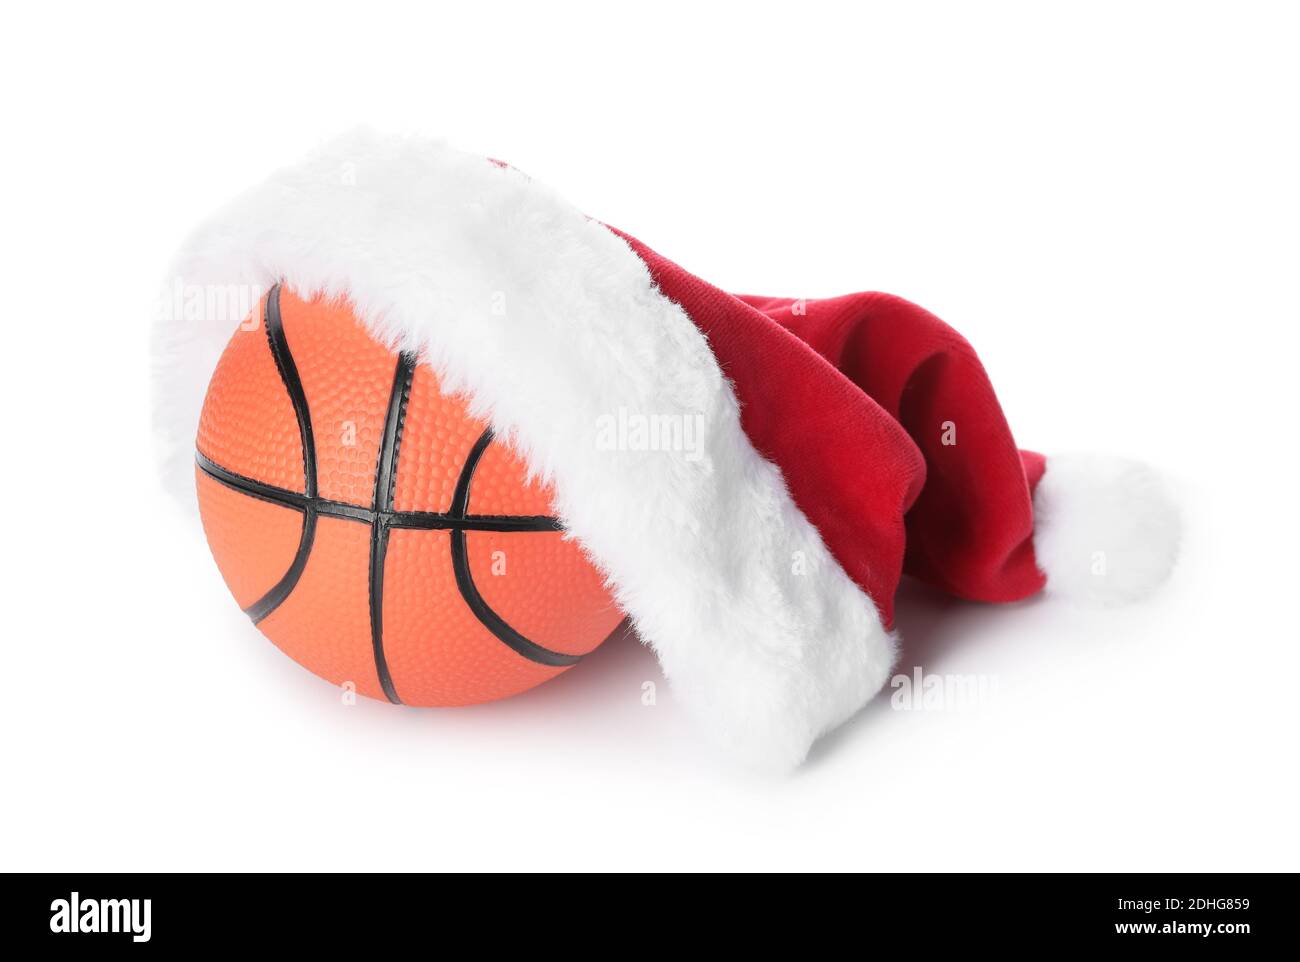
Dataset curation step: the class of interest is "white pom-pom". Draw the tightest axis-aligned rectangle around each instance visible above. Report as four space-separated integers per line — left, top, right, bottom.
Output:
1033 455 1180 605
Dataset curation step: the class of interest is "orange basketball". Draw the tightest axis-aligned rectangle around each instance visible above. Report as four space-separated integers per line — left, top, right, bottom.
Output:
194 285 624 705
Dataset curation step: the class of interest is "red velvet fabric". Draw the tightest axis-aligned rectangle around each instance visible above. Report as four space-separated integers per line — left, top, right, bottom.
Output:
621 233 1047 627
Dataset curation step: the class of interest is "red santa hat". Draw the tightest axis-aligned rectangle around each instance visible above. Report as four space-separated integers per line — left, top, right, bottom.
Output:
154 130 1179 769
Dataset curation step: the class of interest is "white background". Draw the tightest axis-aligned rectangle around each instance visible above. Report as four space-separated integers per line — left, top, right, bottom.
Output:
2 1 1297 871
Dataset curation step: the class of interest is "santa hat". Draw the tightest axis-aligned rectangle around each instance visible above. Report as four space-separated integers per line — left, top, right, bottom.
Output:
154 130 1179 769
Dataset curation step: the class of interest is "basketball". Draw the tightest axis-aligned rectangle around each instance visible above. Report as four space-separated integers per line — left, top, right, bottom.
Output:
194 285 624 706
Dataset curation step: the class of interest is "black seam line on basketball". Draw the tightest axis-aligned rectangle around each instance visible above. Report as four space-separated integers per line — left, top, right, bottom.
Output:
194 454 562 531
375 353 417 514
450 427 494 516
244 510 317 624
449 530 582 667
264 284 317 498
367 519 399 702
242 284 319 624
389 512 562 532
448 428 583 668
367 352 418 706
